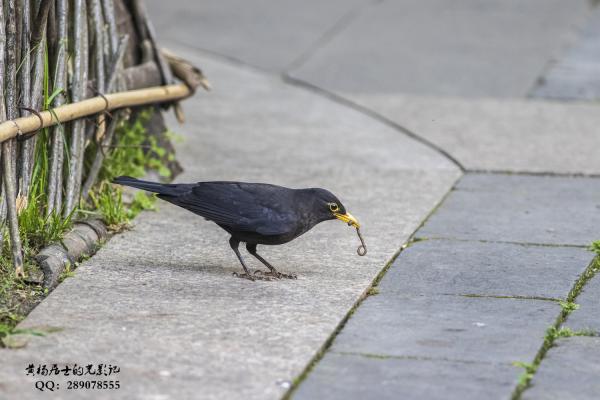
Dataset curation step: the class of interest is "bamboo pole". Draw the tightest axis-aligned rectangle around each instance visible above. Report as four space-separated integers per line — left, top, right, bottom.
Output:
0 0 7 244
64 0 89 216
30 0 52 111
20 0 52 197
6 0 19 166
0 83 192 144
17 0 32 191
46 0 69 215
81 35 128 200
101 0 118 57
3 0 25 277
82 0 124 199
88 0 105 92
88 0 107 162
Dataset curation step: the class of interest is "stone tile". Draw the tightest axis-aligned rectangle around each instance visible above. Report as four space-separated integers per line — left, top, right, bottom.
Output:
294 352 518 400
145 0 370 71
522 337 600 400
0 53 459 400
419 173 600 246
329 294 558 364
565 272 600 335
531 7 600 100
338 94 600 174
292 0 592 97
381 239 593 299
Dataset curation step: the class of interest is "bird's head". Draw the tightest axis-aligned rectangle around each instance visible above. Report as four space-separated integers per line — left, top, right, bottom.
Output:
309 188 360 228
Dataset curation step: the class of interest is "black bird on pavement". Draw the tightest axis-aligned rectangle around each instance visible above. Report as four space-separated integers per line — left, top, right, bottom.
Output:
113 176 361 280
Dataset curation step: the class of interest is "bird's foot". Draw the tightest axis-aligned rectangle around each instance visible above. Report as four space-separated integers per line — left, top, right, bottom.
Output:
232 272 274 281
254 270 297 280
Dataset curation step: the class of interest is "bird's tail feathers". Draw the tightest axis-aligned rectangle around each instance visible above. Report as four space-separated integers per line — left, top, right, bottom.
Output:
113 176 174 195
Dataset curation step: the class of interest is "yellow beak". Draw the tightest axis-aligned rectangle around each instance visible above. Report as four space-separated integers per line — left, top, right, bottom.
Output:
334 212 360 228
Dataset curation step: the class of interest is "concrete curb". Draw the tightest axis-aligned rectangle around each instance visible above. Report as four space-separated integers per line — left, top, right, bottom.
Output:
35 219 109 289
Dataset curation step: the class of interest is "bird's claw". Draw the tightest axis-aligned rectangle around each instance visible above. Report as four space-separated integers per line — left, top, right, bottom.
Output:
232 272 255 281
232 272 275 281
254 270 297 280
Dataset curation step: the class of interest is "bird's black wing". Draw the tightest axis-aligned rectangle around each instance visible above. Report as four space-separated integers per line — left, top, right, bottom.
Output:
159 182 297 236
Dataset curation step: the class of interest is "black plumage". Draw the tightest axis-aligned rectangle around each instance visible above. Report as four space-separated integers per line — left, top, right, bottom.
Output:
113 176 360 280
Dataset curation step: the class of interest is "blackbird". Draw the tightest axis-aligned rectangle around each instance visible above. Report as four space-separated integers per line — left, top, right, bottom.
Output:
113 176 360 280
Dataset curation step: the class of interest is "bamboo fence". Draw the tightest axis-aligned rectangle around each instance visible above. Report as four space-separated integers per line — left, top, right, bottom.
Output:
0 0 203 276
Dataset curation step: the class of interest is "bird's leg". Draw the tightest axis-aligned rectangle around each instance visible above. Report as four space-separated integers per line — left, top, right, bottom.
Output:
229 237 256 281
229 238 274 281
246 243 297 279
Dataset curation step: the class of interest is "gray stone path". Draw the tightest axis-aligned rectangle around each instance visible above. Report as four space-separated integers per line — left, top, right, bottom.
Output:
322 95 600 174
522 337 600 400
418 174 600 246
2 1 600 399
295 173 600 399
531 6 600 100
290 0 592 97
294 352 520 400
375 239 592 299
147 0 371 71
564 273 600 335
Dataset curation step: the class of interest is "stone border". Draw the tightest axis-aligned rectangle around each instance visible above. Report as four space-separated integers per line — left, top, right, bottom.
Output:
35 219 109 289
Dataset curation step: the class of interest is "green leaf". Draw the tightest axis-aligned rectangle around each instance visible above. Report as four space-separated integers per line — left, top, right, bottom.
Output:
158 166 172 178
46 87 64 107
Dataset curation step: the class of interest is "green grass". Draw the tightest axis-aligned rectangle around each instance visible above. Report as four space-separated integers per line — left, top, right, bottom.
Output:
87 183 156 231
545 326 596 339
590 241 600 256
558 300 579 313
83 110 169 230
58 261 75 282
18 191 74 254
88 183 129 230
513 361 536 387
1 323 63 348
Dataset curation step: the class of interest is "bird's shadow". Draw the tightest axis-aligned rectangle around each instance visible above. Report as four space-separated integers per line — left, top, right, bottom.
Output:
130 254 263 280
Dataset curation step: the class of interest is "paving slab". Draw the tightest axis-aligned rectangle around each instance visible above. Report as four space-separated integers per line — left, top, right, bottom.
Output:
0 48 460 400
325 293 559 364
333 94 600 174
522 337 600 400
381 239 593 299
531 6 600 100
294 352 518 400
564 272 600 335
145 0 370 71
419 173 600 246
291 0 592 97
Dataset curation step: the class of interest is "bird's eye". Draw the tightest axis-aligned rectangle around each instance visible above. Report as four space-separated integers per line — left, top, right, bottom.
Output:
328 203 339 212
